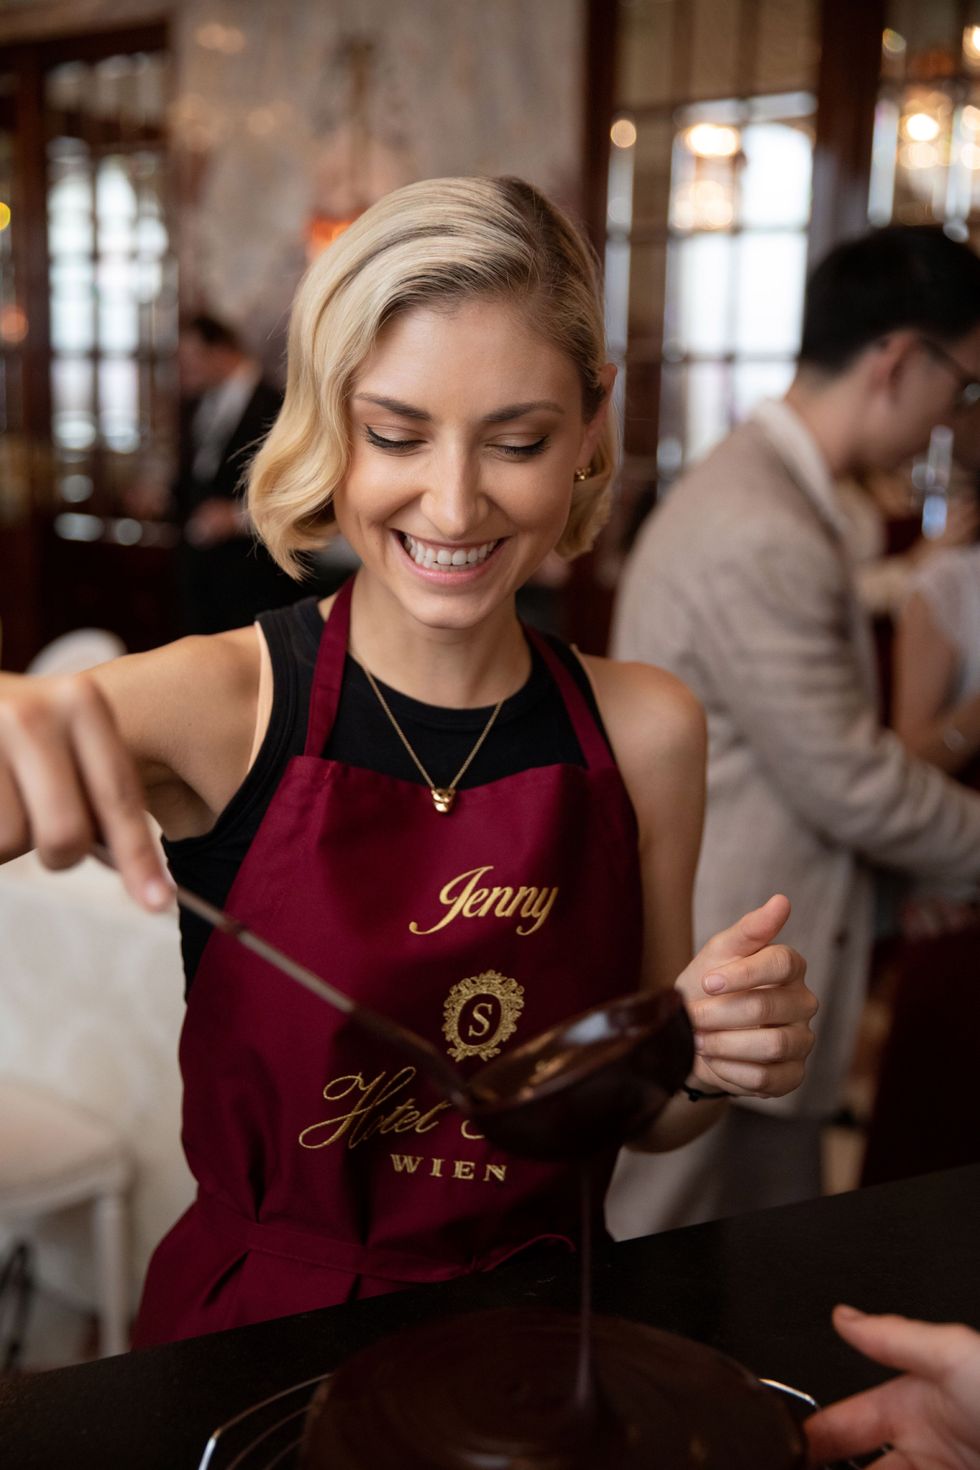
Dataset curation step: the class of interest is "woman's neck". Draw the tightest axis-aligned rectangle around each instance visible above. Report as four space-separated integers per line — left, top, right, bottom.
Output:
341 571 531 708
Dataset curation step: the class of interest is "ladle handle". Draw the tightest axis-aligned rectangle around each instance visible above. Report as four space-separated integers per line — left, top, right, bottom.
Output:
90 843 471 1112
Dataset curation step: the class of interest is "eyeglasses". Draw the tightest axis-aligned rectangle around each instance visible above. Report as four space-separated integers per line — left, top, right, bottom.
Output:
921 338 980 412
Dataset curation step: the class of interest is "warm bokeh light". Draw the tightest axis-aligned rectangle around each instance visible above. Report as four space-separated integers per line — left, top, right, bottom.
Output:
306 214 359 260
610 118 637 149
964 25 980 63
0 202 10 231
0 305 28 343
964 105 980 133
899 141 939 172
685 123 740 159
903 111 941 143
882 28 906 56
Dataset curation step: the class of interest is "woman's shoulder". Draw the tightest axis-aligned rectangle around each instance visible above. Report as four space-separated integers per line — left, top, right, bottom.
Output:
578 652 706 774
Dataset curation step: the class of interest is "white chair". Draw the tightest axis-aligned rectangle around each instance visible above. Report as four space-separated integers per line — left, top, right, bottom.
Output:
26 628 126 678
0 1077 133 1358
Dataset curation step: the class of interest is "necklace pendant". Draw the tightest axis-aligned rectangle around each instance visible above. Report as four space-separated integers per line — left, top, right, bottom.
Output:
431 787 456 814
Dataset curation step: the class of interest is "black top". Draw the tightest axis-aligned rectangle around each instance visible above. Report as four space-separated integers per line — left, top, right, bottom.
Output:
164 596 608 990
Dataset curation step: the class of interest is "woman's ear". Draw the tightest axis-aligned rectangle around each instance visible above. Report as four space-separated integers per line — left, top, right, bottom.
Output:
578 362 617 465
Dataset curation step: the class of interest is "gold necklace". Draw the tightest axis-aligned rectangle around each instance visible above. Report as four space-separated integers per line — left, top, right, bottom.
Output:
358 660 505 814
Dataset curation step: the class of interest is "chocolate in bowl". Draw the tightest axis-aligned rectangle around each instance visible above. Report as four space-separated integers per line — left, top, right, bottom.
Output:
466 988 695 1160
299 1307 807 1470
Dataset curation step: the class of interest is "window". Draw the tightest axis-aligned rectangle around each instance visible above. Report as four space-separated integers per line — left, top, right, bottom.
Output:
871 1 980 243
602 0 820 553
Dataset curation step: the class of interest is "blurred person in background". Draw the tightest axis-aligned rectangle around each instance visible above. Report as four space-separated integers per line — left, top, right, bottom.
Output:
132 314 304 633
607 226 980 1240
895 401 980 789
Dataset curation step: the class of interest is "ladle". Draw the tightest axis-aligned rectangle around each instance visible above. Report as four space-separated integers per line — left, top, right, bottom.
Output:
93 846 694 1161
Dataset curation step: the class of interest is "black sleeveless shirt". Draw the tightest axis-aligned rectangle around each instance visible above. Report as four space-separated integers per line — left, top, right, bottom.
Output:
163 596 608 990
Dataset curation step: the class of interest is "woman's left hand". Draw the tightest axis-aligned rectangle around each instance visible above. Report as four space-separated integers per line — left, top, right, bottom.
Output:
674 894 817 1099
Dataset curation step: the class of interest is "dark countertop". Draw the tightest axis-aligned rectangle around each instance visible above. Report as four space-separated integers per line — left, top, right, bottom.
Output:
2 1165 978 1469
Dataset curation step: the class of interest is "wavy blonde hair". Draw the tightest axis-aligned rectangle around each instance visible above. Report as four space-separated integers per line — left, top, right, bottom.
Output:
249 175 616 577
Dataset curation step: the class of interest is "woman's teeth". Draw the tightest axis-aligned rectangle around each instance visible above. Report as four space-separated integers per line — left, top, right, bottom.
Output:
402 534 498 570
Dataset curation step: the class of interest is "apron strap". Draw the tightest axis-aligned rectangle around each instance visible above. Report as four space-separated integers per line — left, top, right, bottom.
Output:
525 627 616 773
303 576 354 757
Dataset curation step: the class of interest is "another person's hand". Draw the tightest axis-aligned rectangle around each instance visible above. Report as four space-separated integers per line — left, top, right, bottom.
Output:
185 497 248 547
0 671 172 911
806 1305 980 1469
674 895 817 1099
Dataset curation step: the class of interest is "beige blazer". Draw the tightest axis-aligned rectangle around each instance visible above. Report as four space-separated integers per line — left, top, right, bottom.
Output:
612 413 980 1117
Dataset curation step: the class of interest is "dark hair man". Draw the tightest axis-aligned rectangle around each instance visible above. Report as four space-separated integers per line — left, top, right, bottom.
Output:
607 226 980 1239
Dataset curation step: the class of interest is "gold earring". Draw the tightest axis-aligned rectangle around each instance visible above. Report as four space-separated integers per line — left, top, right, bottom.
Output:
574 466 591 482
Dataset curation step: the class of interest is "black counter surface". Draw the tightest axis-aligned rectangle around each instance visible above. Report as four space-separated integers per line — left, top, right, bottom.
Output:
1 1164 978 1469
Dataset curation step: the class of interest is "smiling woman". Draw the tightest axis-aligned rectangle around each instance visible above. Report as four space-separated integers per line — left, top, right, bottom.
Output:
0 174 817 1350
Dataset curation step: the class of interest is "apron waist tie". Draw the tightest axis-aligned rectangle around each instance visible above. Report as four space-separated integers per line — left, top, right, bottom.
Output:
194 1189 571 1285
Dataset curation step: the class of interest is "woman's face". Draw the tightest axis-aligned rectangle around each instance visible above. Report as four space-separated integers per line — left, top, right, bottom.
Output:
332 299 612 632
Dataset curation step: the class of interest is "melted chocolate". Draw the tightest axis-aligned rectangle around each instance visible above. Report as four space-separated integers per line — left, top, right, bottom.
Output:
300 1308 806 1470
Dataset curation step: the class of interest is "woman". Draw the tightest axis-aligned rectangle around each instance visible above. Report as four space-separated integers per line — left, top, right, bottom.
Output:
894 542 980 783
0 177 815 1345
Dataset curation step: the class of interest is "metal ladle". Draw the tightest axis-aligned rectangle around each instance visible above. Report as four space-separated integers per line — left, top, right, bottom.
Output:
94 847 694 1161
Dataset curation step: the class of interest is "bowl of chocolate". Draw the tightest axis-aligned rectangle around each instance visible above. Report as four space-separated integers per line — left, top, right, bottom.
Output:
300 1307 806 1470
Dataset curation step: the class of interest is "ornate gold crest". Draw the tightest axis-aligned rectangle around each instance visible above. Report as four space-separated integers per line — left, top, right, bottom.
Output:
442 971 525 1062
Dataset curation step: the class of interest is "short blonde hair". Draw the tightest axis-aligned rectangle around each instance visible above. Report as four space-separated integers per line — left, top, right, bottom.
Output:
249 176 616 577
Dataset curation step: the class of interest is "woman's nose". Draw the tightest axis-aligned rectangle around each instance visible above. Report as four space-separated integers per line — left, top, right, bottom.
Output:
419 450 487 539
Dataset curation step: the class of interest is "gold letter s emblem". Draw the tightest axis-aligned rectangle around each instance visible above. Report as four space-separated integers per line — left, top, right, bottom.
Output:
442 971 525 1062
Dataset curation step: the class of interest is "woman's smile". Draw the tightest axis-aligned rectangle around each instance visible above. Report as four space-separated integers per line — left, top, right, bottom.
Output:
330 298 605 631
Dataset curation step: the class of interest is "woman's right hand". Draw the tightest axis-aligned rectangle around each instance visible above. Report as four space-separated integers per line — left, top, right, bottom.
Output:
0 671 174 909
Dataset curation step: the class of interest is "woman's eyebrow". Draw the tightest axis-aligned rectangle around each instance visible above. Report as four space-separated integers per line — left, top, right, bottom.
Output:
353 394 565 424
482 400 565 424
354 394 430 421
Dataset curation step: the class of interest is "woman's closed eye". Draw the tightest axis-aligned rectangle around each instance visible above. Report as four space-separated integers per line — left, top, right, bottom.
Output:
364 426 550 458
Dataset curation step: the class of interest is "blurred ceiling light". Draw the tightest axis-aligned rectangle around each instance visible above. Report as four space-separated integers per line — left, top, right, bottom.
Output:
670 178 735 231
0 202 10 231
903 111 942 143
685 123 740 159
610 118 637 149
882 28 906 56
899 141 939 171
964 25 980 64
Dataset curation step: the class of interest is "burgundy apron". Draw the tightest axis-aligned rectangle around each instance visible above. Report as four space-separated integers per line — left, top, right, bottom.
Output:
134 579 644 1346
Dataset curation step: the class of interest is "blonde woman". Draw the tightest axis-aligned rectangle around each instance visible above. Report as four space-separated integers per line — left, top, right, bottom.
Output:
0 177 816 1346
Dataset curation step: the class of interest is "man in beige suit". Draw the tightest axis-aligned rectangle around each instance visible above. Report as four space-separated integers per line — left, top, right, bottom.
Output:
608 225 980 1237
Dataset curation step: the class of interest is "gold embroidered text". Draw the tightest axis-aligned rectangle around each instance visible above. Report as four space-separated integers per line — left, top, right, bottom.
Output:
298 1068 450 1151
409 865 559 938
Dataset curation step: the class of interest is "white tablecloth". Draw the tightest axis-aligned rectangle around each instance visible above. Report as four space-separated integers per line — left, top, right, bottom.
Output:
0 853 194 1312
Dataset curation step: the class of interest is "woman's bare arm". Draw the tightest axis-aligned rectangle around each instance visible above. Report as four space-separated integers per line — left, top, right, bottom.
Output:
0 627 262 906
893 590 980 774
586 655 816 1151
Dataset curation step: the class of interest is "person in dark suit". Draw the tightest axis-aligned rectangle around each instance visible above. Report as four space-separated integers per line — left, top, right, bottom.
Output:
172 314 305 633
